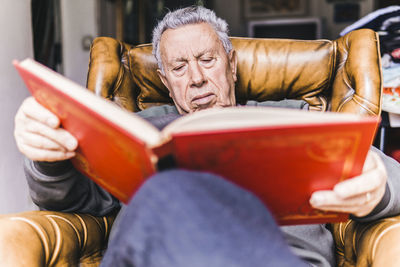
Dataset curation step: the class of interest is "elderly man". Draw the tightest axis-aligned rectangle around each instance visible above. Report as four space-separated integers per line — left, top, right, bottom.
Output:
14 6 400 267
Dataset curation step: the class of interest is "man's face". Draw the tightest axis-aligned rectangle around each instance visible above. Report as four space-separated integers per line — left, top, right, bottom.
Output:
157 23 237 114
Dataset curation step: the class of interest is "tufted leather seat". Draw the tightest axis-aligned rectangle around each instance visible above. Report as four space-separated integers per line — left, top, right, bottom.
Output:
0 210 116 266
1 28 400 266
332 214 400 267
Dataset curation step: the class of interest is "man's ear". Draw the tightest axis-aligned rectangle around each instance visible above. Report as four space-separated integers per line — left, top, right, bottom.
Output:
229 49 238 82
157 69 172 96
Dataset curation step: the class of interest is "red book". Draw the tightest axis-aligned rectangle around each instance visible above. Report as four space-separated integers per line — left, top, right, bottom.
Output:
14 58 379 225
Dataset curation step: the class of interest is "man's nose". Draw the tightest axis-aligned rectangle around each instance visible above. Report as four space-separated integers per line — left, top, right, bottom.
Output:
189 62 206 87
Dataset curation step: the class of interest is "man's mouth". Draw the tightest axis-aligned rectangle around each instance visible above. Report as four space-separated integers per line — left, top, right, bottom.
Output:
191 93 216 106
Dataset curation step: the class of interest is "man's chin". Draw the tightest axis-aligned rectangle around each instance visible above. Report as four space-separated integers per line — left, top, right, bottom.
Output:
189 102 233 113
189 101 215 112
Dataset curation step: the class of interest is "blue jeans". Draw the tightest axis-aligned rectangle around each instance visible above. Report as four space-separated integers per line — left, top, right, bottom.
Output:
100 170 309 267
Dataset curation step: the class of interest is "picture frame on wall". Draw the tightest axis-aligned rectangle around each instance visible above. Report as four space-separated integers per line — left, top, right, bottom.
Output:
244 0 308 18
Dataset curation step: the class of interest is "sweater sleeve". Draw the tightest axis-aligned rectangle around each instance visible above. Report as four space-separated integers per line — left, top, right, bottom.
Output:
24 157 120 216
22 105 180 215
245 99 309 110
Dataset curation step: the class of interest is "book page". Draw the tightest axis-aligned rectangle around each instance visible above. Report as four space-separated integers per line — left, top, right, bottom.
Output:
162 106 377 136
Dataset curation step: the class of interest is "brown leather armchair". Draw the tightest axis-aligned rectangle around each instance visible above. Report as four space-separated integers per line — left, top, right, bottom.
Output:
1 28 400 266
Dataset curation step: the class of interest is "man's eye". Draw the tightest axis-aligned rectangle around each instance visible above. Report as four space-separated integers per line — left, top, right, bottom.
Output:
173 65 185 73
201 58 213 63
200 58 215 66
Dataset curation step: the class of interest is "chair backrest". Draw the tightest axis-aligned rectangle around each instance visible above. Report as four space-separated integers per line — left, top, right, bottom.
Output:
86 29 382 116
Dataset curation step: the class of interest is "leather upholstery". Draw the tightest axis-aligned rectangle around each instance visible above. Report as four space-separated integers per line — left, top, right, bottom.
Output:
0 29 396 266
87 29 382 116
0 211 116 266
332 215 400 267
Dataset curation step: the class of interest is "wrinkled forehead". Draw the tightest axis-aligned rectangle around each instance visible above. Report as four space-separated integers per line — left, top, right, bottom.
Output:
159 23 225 62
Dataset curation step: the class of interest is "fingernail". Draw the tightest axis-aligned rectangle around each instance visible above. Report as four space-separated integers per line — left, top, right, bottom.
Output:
66 151 76 158
66 139 78 150
310 193 324 206
47 117 58 127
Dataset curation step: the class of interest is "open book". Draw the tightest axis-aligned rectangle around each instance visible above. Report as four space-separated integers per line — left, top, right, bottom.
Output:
14 58 379 225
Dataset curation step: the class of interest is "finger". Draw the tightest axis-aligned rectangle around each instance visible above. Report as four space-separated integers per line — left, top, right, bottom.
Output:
21 119 78 151
312 203 374 217
333 169 384 198
311 190 373 207
333 152 387 198
362 150 376 172
18 143 76 162
17 131 68 151
17 97 60 128
310 190 379 216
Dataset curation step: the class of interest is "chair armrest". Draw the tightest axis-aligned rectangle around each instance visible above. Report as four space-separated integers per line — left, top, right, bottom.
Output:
332 29 382 116
0 210 117 267
331 215 400 267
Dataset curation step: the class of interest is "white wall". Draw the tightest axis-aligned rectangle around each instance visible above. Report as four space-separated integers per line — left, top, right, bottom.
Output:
60 0 98 86
0 0 98 214
0 0 37 213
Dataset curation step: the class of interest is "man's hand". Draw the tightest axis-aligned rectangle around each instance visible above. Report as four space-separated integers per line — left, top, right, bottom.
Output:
310 150 387 217
14 96 78 162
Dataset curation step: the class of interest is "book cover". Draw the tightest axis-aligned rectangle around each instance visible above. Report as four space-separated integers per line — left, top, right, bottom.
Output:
14 59 159 202
14 58 379 225
171 124 372 224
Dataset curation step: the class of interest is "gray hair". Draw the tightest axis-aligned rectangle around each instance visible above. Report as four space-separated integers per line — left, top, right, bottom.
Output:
152 6 232 74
